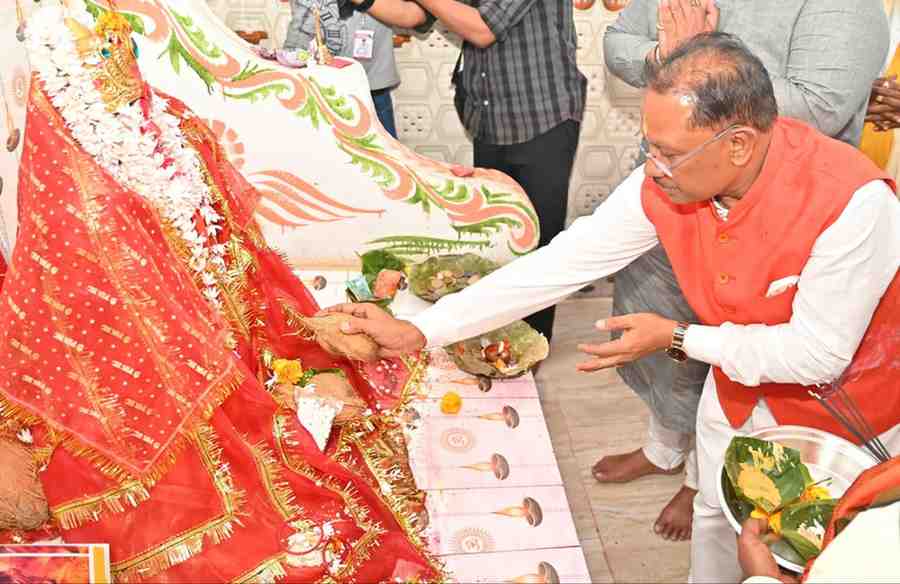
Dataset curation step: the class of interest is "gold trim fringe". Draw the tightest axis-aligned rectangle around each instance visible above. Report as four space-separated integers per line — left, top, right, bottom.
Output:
110 423 247 583
233 553 289 584
242 437 304 521
55 369 243 492
52 481 151 530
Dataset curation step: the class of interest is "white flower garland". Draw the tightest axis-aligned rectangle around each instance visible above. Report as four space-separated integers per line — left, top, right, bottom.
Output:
25 5 226 308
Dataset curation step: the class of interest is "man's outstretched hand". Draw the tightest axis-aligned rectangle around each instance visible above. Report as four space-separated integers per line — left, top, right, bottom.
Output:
318 303 428 358
577 313 676 372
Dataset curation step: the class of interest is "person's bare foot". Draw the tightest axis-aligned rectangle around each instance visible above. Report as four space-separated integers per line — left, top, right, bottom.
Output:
653 485 697 541
591 448 682 483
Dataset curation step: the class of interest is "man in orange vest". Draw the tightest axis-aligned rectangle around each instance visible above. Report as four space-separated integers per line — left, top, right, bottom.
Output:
325 33 900 581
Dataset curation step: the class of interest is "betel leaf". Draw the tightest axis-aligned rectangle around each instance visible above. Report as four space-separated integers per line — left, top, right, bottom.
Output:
779 499 837 562
359 250 405 289
724 437 807 514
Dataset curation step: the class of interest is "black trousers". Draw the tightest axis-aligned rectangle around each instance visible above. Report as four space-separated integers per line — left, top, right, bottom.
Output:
473 120 580 341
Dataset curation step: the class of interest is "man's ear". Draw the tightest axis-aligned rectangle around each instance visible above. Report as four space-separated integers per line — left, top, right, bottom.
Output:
728 127 758 167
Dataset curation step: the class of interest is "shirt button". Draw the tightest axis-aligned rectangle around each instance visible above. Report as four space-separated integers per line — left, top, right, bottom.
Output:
481 72 486 78
718 233 729 243
717 273 730 284
483 100 489 106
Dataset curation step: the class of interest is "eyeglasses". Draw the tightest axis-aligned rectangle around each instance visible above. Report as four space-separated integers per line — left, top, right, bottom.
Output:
640 124 741 178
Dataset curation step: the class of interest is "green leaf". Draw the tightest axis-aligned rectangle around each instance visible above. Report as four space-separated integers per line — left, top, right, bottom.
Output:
779 500 836 562
359 250 406 288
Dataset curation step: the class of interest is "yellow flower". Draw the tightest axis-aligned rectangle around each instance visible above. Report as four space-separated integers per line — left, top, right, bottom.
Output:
273 359 304 385
800 484 831 502
440 391 462 415
750 506 783 535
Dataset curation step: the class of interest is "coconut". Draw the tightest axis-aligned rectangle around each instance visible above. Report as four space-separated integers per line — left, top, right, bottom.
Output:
306 372 367 423
0 438 49 531
297 314 379 362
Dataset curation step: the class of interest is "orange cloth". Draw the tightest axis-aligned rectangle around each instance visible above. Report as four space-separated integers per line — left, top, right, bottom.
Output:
642 118 899 443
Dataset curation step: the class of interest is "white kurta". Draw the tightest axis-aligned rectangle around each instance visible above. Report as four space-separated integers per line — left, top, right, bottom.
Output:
409 165 900 581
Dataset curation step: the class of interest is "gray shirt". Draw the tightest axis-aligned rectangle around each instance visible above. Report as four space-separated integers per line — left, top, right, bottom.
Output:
284 1 400 91
604 0 889 145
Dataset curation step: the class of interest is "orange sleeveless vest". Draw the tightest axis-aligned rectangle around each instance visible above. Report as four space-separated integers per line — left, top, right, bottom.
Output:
642 118 899 443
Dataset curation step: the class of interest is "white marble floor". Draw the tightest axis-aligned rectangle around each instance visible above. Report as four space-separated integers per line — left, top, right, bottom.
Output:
535 290 691 582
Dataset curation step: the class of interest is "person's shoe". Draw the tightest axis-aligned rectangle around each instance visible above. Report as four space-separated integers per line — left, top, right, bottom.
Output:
591 448 682 483
653 485 697 541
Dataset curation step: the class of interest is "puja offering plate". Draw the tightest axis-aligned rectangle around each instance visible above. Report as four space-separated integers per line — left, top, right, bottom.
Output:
445 320 548 379
717 425 877 572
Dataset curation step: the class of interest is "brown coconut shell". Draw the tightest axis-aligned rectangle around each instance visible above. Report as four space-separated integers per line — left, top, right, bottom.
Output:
0 438 49 531
298 314 380 362
306 372 367 423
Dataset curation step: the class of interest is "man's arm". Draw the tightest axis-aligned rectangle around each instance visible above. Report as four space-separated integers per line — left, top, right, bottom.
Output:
351 0 427 29
409 167 659 348
773 0 889 140
414 0 537 49
684 180 900 386
603 0 661 88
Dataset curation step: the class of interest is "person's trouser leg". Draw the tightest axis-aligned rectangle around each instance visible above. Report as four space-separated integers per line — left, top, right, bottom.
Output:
692 375 778 583
371 89 397 139
643 410 692 472
474 120 580 341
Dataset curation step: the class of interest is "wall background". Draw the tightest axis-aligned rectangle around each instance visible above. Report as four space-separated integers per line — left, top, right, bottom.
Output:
206 0 643 225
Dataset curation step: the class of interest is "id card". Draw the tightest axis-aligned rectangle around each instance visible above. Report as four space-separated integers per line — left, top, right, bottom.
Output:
352 29 375 60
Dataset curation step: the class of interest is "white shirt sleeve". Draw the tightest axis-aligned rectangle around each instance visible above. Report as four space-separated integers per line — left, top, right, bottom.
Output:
409 166 659 348
683 180 900 386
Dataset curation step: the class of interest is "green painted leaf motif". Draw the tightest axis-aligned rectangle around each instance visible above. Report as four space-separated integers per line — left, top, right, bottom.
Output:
297 98 322 130
345 133 382 151
308 78 354 121
170 9 223 59
366 235 493 259
344 151 395 189
481 185 539 225
223 84 289 103
161 33 216 92
453 217 523 237
231 62 273 83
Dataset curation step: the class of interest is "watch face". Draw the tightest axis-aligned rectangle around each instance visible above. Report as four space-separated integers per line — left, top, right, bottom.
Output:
665 348 688 363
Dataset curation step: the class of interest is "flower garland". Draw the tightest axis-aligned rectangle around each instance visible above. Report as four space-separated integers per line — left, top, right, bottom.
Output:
25 5 226 308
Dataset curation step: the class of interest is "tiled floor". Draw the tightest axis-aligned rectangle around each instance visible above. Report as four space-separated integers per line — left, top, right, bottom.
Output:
535 290 691 582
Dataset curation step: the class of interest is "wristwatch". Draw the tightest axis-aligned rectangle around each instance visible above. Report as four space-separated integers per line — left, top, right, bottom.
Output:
665 321 690 363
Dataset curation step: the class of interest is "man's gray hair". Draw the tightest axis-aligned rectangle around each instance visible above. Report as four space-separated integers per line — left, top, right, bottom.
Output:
644 32 778 132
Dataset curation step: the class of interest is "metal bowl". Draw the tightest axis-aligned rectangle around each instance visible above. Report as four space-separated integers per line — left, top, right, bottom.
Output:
717 425 877 572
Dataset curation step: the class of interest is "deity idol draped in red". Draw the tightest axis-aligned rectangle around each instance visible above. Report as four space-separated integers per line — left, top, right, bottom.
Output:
0 6 442 582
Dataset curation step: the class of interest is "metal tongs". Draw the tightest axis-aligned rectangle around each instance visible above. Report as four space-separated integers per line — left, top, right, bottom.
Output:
809 375 891 463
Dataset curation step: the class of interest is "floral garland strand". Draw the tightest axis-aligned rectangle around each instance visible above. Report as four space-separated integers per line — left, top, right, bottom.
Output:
25 5 227 308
